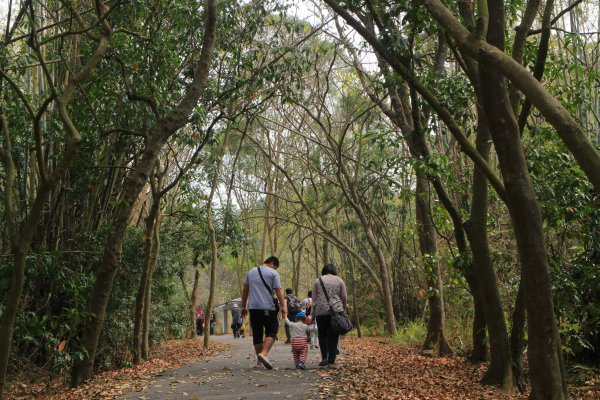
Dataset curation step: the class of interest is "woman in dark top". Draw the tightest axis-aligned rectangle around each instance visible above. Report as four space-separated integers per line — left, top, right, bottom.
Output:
311 263 347 367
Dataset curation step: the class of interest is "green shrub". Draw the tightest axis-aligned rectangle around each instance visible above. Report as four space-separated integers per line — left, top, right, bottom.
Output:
391 321 426 346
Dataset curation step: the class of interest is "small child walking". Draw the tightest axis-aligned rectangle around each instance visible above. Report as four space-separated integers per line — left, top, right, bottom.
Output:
285 311 315 370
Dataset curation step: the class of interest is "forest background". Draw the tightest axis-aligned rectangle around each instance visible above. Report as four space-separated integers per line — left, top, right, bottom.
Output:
0 0 598 399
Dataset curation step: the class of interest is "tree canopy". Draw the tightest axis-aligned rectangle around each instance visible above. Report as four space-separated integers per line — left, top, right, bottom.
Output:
1 0 598 399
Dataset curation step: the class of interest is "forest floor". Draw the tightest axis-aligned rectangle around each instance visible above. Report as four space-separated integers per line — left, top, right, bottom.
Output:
8 335 599 399
7 338 228 400
319 337 600 400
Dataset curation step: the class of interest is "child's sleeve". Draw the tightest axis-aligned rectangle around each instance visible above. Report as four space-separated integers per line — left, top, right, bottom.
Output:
284 317 291 326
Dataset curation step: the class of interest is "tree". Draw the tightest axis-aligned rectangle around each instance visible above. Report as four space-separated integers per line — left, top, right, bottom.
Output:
70 0 217 385
0 1 112 396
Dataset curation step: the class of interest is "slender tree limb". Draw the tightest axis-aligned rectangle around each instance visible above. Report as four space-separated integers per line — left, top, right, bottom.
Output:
527 0 584 35
422 0 600 191
323 0 508 201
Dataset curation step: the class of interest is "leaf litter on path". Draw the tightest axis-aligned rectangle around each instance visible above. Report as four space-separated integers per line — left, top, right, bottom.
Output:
8 339 228 400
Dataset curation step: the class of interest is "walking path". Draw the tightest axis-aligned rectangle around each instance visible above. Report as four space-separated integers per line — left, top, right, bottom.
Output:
119 335 326 400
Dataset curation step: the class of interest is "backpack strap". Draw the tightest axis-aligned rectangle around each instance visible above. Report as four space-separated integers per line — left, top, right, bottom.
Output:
257 267 275 307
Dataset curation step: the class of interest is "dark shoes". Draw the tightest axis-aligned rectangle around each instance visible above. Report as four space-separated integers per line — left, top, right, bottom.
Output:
318 359 329 367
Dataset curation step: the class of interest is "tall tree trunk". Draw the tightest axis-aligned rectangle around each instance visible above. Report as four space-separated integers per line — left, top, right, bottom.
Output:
415 172 451 356
464 109 513 391
349 254 362 338
203 217 218 348
0 116 22 400
69 0 217 384
133 197 160 364
0 250 26 400
235 249 245 297
261 162 272 260
292 231 303 295
510 281 527 392
466 273 487 362
321 212 331 264
478 1 567 397
406 80 451 356
189 269 201 339
142 209 161 359
203 131 229 347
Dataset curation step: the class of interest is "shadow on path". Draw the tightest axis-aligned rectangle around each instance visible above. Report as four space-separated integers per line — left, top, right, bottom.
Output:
119 335 325 400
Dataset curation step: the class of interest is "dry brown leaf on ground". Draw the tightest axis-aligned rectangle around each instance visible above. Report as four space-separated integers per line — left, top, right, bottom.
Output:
317 337 599 400
8 339 228 400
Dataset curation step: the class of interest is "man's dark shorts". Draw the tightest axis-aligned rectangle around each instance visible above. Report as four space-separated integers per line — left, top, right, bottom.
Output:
249 309 279 345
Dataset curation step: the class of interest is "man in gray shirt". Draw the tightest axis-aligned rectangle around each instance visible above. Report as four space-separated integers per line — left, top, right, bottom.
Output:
241 256 287 369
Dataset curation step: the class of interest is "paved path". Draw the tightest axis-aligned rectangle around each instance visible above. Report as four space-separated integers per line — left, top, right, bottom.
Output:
120 336 326 400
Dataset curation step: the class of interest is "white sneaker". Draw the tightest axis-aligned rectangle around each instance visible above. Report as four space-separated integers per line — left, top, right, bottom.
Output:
257 354 273 369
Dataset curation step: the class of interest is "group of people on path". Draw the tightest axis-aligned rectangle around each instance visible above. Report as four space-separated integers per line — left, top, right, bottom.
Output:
240 256 348 370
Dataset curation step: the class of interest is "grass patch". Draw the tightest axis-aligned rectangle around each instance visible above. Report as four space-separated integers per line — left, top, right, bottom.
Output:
391 321 426 346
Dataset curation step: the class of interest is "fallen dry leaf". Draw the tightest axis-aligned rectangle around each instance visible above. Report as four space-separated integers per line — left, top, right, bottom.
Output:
316 337 600 400
7 339 228 400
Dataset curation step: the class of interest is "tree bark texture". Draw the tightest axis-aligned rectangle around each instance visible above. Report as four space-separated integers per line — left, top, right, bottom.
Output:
510 281 527 392
133 197 161 364
415 172 451 356
189 269 201 339
477 1 567 397
466 272 488 363
464 108 514 391
142 209 161 359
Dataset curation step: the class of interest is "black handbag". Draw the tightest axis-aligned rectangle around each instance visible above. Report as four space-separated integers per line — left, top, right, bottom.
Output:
319 277 353 335
257 267 280 313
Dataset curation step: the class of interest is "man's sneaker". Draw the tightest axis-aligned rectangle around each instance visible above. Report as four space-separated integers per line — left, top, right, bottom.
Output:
257 354 273 370
318 359 328 367
298 362 306 370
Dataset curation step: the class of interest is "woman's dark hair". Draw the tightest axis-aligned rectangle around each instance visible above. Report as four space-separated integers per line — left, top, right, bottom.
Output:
308 290 312 297
321 263 338 276
264 256 280 267
285 287 293 295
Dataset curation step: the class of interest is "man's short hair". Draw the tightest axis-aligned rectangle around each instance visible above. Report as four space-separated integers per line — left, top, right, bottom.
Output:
264 256 280 267
285 288 293 295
